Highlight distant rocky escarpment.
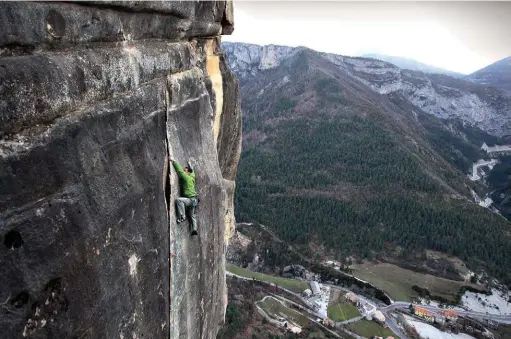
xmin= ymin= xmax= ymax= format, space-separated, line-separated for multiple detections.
xmin=0 ymin=2 xmax=241 ymax=339
xmin=224 ymin=42 xmax=510 ymax=137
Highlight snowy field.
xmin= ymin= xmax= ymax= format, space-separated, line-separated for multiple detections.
xmin=306 ymin=283 xmax=330 ymax=318
xmin=315 ymin=284 xmax=330 ymax=318
xmin=404 ymin=315 xmax=476 ymax=339
xmin=460 ymin=288 xmax=511 ymax=315
xmin=419 ymin=298 xmax=441 ymax=308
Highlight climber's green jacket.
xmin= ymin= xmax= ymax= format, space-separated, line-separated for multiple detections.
xmin=173 ymin=161 xmax=196 ymax=198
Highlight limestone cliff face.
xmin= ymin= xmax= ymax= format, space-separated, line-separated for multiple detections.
xmin=0 ymin=2 xmax=241 ymax=339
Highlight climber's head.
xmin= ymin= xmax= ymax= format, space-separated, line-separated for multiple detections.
xmin=184 ymin=166 xmax=191 ymax=174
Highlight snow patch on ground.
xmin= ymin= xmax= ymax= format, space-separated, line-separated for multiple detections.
xmin=277 ymin=76 xmax=290 ymax=86
xmin=316 ymin=284 xmax=330 ymax=318
xmin=303 ymin=283 xmax=330 ymax=318
xmin=469 ymin=159 xmax=498 ymax=181
xmin=419 ymin=298 xmax=441 ymax=308
xmin=479 ymin=197 xmax=493 ymax=208
xmin=404 ymin=315 xmax=476 ymax=339
xmin=482 ymin=143 xmax=511 ymax=154
xmin=460 ymin=288 xmax=511 ymax=315
xmin=470 ymin=189 xmax=494 ymax=209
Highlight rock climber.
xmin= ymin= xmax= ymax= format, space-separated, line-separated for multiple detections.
xmin=169 ymin=156 xmax=198 ymax=236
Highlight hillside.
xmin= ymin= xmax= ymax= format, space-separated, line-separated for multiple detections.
xmin=225 ymin=42 xmax=511 ymax=285
xmin=466 ymin=56 xmax=511 ymax=93
xmin=362 ymin=53 xmax=464 ymax=78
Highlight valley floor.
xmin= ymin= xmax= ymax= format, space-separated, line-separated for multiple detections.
xmin=350 ymin=262 xmax=483 ymax=303
xmin=223 ymin=264 xmax=511 ymax=339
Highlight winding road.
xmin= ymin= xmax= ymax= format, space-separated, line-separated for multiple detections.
xmin=469 ymin=159 xmax=498 ymax=181
xmin=383 ymin=301 xmax=511 ymax=324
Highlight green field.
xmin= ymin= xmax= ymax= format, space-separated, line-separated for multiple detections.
xmin=347 ymin=320 xmax=395 ymax=338
xmin=327 ymin=303 xmax=360 ymax=322
xmin=226 ymin=264 xmax=309 ymax=293
xmin=258 ymin=297 xmax=310 ymax=327
xmin=351 ymin=262 xmax=482 ymax=303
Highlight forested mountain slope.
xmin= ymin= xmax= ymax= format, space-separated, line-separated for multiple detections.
xmin=225 ymin=43 xmax=511 ymax=285
xmin=466 ymin=56 xmax=511 ymax=94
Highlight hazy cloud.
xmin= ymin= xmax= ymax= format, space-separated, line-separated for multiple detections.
xmin=225 ymin=1 xmax=511 ymax=73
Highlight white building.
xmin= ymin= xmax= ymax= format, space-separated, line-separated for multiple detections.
xmin=302 ymin=289 xmax=312 ymax=297
xmin=310 ymin=281 xmax=321 ymax=295
xmin=345 ymin=292 xmax=358 ymax=304
xmin=286 ymin=323 xmax=302 ymax=334
xmin=373 ymin=310 xmax=385 ymax=323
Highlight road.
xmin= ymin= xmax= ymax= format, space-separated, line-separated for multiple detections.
xmin=383 ymin=301 xmax=511 ymax=324
xmin=382 ymin=310 xmax=408 ymax=339
xmin=470 ymin=159 xmax=498 ymax=180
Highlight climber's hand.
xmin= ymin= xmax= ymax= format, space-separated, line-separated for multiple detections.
xmin=187 ymin=157 xmax=196 ymax=170
xmin=169 ymin=156 xmax=174 ymax=163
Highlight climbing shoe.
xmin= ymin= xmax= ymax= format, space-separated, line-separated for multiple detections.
xmin=191 ymin=230 xmax=198 ymax=236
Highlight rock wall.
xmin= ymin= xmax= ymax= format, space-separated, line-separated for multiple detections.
xmin=0 ymin=2 xmax=241 ymax=339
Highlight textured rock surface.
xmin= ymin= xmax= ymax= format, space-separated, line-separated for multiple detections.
xmin=222 ymin=42 xmax=297 ymax=79
xmin=0 ymin=2 xmax=240 ymax=339
xmin=224 ymin=42 xmax=511 ymax=137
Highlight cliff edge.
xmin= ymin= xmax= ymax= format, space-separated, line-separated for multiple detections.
xmin=0 ymin=2 xmax=241 ymax=338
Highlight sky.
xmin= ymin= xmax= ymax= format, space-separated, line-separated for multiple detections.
xmin=223 ymin=1 xmax=511 ymax=75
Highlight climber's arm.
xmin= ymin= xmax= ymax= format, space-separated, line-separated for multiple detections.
xmin=170 ymin=157 xmax=186 ymax=178
xmin=187 ymin=158 xmax=195 ymax=174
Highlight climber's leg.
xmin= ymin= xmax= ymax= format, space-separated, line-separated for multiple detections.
xmin=175 ymin=197 xmax=191 ymax=223
xmin=189 ymin=198 xmax=198 ymax=235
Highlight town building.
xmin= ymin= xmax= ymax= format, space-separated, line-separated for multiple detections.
xmin=413 ymin=306 xmax=432 ymax=322
xmin=373 ymin=310 xmax=386 ymax=324
xmin=440 ymin=309 xmax=458 ymax=321
xmin=345 ymin=292 xmax=359 ymax=304
xmin=320 ymin=318 xmax=334 ymax=327
xmin=432 ymin=313 xmax=446 ymax=325
xmin=284 ymin=322 xmax=302 ymax=334
xmin=302 ymin=289 xmax=312 ymax=298
xmin=310 ymin=281 xmax=321 ymax=295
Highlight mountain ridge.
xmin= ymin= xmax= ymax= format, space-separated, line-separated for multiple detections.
xmin=361 ymin=53 xmax=464 ymax=78
xmin=224 ymin=41 xmax=511 ymax=138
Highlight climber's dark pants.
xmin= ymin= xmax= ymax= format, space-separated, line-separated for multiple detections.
xmin=175 ymin=197 xmax=198 ymax=231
